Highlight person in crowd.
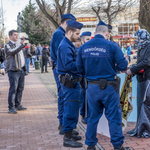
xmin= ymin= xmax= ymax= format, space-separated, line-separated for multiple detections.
xmin=76 ymin=20 xmax=130 ymax=150
xmin=79 ymin=31 xmax=92 ymax=124
xmin=48 ymin=45 xmax=52 ymax=67
xmin=50 ymin=13 xmax=76 ymax=135
xmin=4 ymin=30 xmax=27 ymax=114
xmin=127 ymin=43 xmax=132 ymax=64
xmin=23 ymin=43 xmax=31 ymax=73
xmin=107 ymin=24 xmax=113 ymax=41
xmin=0 ymin=47 xmax=4 ymax=64
xmin=30 ymin=44 xmax=37 ymax=68
xmin=36 ymin=44 xmax=42 ymax=60
xmin=126 ymin=29 xmax=150 ymax=138
xmin=41 ymin=44 xmax=50 ymax=73
xmin=122 ymin=45 xmax=126 ymax=55
xmin=57 ymin=20 xmax=83 ymax=148
xmin=75 ymin=37 xmax=82 ymax=52
xmin=0 ymin=48 xmax=6 ymax=72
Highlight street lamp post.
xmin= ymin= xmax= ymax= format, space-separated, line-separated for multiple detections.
xmin=1 ymin=0 xmax=5 ymax=46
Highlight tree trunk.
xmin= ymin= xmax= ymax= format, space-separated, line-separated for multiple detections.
xmin=35 ymin=0 xmax=59 ymax=29
xmin=139 ymin=0 xmax=150 ymax=33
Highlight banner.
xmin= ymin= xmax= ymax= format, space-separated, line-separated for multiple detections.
xmin=77 ymin=17 xmax=97 ymax=22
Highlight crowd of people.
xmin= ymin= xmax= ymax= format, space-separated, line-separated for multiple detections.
xmin=0 ymin=43 xmax=51 ymax=74
xmin=1 ymin=11 xmax=150 ymax=150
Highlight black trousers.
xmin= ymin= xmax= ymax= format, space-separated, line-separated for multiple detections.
xmin=8 ymin=69 xmax=25 ymax=109
xmin=42 ymin=58 xmax=48 ymax=72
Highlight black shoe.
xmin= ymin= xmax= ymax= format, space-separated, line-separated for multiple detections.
xmin=87 ymin=146 xmax=96 ymax=150
xmin=15 ymin=105 xmax=27 ymax=111
xmin=126 ymin=128 xmax=136 ymax=134
xmin=72 ymin=134 xmax=82 ymax=141
xmin=58 ymin=124 xmax=61 ymax=130
xmin=59 ymin=125 xmax=64 ymax=135
xmin=72 ymin=129 xmax=79 ymax=135
xmin=63 ymin=131 xmax=83 ymax=148
xmin=114 ymin=146 xmax=131 ymax=150
xmin=8 ymin=108 xmax=17 ymax=114
xmin=82 ymin=116 xmax=87 ymax=124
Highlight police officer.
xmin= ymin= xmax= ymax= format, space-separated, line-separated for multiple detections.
xmin=107 ymin=24 xmax=113 ymax=41
xmin=57 ymin=20 xmax=83 ymax=148
xmin=50 ymin=13 xmax=76 ymax=134
xmin=76 ymin=20 xmax=131 ymax=150
xmin=79 ymin=31 xmax=92 ymax=124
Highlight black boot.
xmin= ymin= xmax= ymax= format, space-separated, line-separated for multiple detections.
xmin=63 ymin=131 xmax=83 ymax=148
xmin=87 ymin=146 xmax=96 ymax=150
xmin=72 ymin=134 xmax=82 ymax=141
xmin=59 ymin=125 xmax=64 ymax=135
xmin=72 ymin=129 xmax=79 ymax=135
xmin=58 ymin=124 xmax=61 ymax=130
xmin=114 ymin=146 xmax=131 ymax=150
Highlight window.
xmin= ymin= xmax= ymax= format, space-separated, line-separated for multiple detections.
xmin=118 ymin=23 xmax=139 ymax=35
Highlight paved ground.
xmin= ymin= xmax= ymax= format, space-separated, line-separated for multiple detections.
xmin=0 ymin=72 xmax=86 ymax=150
xmin=1 ymin=57 xmax=150 ymax=150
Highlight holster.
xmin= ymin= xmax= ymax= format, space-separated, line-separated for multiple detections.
xmin=59 ymin=74 xmax=75 ymax=88
xmin=51 ymin=61 xmax=55 ymax=70
xmin=108 ymin=76 xmax=121 ymax=93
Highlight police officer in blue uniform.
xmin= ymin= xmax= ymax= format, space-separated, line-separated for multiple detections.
xmin=57 ymin=20 xmax=83 ymax=148
xmin=50 ymin=13 xmax=76 ymax=134
xmin=79 ymin=31 xmax=92 ymax=124
xmin=76 ymin=21 xmax=131 ymax=150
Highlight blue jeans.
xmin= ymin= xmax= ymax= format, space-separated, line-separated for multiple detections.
xmin=25 ymin=58 xmax=30 ymax=73
xmin=1 ymin=60 xmax=6 ymax=71
xmin=128 ymin=55 xmax=131 ymax=62
xmin=61 ymin=83 xmax=80 ymax=133
xmin=53 ymin=68 xmax=64 ymax=125
xmin=85 ymin=84 xmax=124 ymax=148
xmin=32 ymin=56 xmax=37 ymax=67
xmin=8 ymin=69 xmax=25 ymax=109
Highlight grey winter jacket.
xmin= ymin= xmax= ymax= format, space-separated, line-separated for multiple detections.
xmin=4 ymin=41 xmax=27 ymax=72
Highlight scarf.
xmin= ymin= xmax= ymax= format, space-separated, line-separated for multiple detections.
xmin=135 ymin=29 xmax=150 ymax=49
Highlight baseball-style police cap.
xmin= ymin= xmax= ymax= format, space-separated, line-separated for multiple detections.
xmin=67 ymin=20 xmax=83 ymax=29
xmin=108 ymin=24 xmax=112 ymax=32
xmin=97 ymin=20 xmax=107 ymax=26
xmin=61 ymin=13 xmax=76 ymax=21
xmin=80 ymin=31 xmax=92 ymax=37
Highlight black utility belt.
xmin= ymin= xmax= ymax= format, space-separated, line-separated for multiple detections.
xmin=59 ymin=74 xmax=82 ymax=88
xmin=88 ymin=77 xmax=121 ymax=93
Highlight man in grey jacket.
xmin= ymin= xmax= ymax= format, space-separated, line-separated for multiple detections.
xmin=5 ymin=30 xmax=27 ymax=114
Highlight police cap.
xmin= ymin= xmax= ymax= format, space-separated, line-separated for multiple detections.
xmin=97 ymin=20 xmax=107 ymax=27
xmin=67 ymin=20 xmax=83 ymax=29
xmin=61 ymin=13 xmax=76 ymax=21
xmin=80 ymin=31 xmax=92 ymax=37
xmin=108 ymin=24 xmax=112 ymax=32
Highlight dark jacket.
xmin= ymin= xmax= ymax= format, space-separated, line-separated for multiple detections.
xmin=4 ymin=41 xmax=27 ymax=72
xmin=23 ymin=46 xmax=32 ymax=58
xmin=130 ymin=43 xmax=150 ymax=82
xmin=42 ymin=47 xmax=50 ymax=59
xmin=0 ymin=48 xmax=4 ymax=63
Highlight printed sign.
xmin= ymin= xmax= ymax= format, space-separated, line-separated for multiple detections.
xmin=77 ymin=17 xmax=97 ymax=22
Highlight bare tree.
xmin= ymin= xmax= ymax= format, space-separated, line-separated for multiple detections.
xmin=35 ymin=0 xmax=74 ymax=29
xmin=139 ymin=0 xmax=150 ymax=33
xmin=91 ymin=0 xmax=138 ymax=25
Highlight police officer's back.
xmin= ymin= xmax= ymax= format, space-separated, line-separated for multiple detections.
xmin=77 ymin=22 xmax=130 ymax=150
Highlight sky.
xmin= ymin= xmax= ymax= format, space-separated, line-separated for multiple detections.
xmin=1 ymin=0 xmax=36 ymax=37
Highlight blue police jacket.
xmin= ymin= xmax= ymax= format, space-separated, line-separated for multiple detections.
xmin=57 ymin=37 xmax=81 ymax=78
xmin=76 ymin=34 xmax=128 ymax=81
xmin=50 ymin=26 xmax=65 ymax=64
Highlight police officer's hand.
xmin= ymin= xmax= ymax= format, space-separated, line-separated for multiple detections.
xmin=126 ymin=69 xmax=132 ymax=75
xmin=21 ymin=37 xmax=25 ymax=44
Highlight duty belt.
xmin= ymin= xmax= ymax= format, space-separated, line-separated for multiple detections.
xmin=87 ymin=76 xmax=121 ymax=93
